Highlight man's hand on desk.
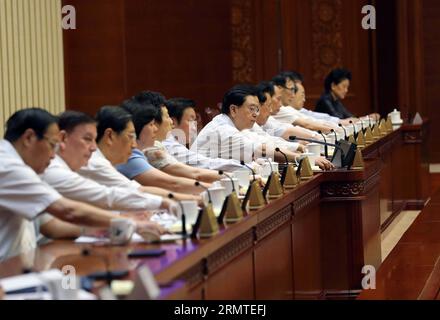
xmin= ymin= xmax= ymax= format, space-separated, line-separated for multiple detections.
xmin=136 ymin=220 xmax=168 ymax=243
xmin=121 ymin=211 xmax=154 ymax=221
xmin=315 ymin=157 xmax=335 ymax=171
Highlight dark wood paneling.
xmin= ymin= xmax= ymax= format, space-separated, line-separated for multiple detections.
xmin=124 ymin=0 xmax=233 ymax=115
xmin=281 ymin=0 xmax=374 ymax=117
xmin=205 ymin=252 xmax=254 ymax=300
xmin=62 ymin=0 xmax=126 ymax=115
xmin=254 ymin=224 xmax=293 ymax=300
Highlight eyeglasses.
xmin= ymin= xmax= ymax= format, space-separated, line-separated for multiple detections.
xmin=43 ymin=136 xmax=60 ymax=153
xmin=247 ymin=105 xmax=260 ymax=115
xmin=282 ymin=85 xmax=298 ymax=94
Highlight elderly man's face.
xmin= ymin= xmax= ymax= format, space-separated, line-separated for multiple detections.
xmin=25 ymin=123 xmax=60 ymax=174
xmin=271 ymin=86 xmax=283 ymax=115
xmin=292 ymin=83 xmax=306 ymax=110
xmin=59 ymin=123 xmax=97 ymax=171
xmin=229 ymin=95 xmax=260 ymax=131
xmin=280 ymin=79 xmax=296 ymax=106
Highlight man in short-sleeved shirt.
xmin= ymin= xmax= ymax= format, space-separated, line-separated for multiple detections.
xmin=0 ymin=139 xmax=61 ymax=260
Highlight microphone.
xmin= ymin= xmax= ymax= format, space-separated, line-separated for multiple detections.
xmin=368 ymin=115 xmax=372 ymax=128
xmin=289 ymin=136 xmax=356 ymax=169
xmin=331 ymin=129 xmax=338 ymax=143
xmin=240 ymin=160 xmax=256 ymax=182
xmin=349 ymin=120 xmax=357 ymax=139
xmin=338 ymin=124 xmax=348 ymax=140
xmin=219 ymin=170 xmax=236 ymax=192
xmin=317 ymin=130 xmax=329 ymax=159
xmin=275 ymin=148 xmax=289 ymax=165
xmin=168 ymin=194 xmax=187 ymax=237
xmin=195 ymin=181 xmax=212 ymax=203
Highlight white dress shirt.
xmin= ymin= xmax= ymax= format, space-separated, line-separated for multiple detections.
xmin=299 ymin=108 xmax=340 ymax=124
xmin=0 ymin=140 xmax=62 ymax=261
xmin=162 ymin=135 xmax=243 ymax=172
xmin=262 ymin=116 xmax=293 ymax=137
xmin=190 ymin=114 xmax=261 ymax=163
xmin=41 ymin=155 xmax=162 ymax=211
xmin=249 ymin=123 xmax=300 ymax=152
xmin=79 ymin=148 xmax=141 ymax=189
xmin=273 ymin=106 xmax=339 ymax=129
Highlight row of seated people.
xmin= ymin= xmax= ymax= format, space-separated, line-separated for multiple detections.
xmin=0 ymin=69 xmax=377 ymax=264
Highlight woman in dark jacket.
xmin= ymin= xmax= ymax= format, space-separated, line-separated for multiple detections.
xmin=315 ymin=68 xmax=355 ymax=119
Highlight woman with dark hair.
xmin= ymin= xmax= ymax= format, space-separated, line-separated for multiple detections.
xmin=315 ymin=68 xmax=355 ymax=119
xmin=315 ymin=68 xmax=379 ymax=120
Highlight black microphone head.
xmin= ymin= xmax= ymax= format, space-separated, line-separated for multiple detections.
xmin=349 ymin=120 xmax=353 ymax=124
xmin=331 ymin=129 xmax=335 ymax=133
xmin=289 ymin=136 xmax=297 ymax=141
xmin=22 ymin=268 xmax=33 ymax=274
xmin=195 ymin=181 xmax=201 ymax=187
xmin=275 ymin=147 xmax=281 ymax=152
xmin=240 ymin=160 xmax=245 ymax=166
xmin=168 ymin=193 xmax=174 ymax=199
xmin=338 ymin=124 xmax=343 ymax=127
xmin=82 ymin=248 xmax=91 ymax=256
xmin=218 ymin=170 xmax=224 ymax=176
xmin=317 ymin=130 xmax=322 ymax=135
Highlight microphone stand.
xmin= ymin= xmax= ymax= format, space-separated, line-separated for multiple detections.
xmin=194 ymin=182 xmax=219 ymax=238
xmin=218 ymin=171 xmax=243 ymax=223
xmin=240 ymin=161 xmax=265 ymax=211
xmin=317 ymin=130 xmax=329 ymax=159
xmin=263 ymin=159 xmax=283 ymax=200
xmin=275 ymin=148 xmax=298 ymax=189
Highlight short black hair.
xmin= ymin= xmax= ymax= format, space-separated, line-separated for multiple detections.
xmin=221 ymin=84 xmax=258 ymax=115
xmin=4 ymin=108 xmax=58 ymax=142
xmin=165 ymin=98 xmax=196 ymax=124
xmin=279 ymin=71 xmax=304 ymax=83
xmin=58 ymin=111 xmax=96 ymax=133
xmin=271 ymin=74 xmax=288 ymax=87
xmin=95 ymin=106 xmax=133 ymax=142
xmin=324 ymin=68 xmax=352 ymax=93
xmin=121 ymin=101 xmax=160 ymax=138
xmin=132 ymin=91 xmax=166 ymax=109
xmin=272 ymin=74 xmax=298 ymax=93
xmin=256 ymin=81 xmax=275 ymax=98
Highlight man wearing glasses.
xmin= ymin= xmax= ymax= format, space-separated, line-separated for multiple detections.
xmin=271 ymin=74 xmax=337 ymax=134
xmin=192 ymin=84 xmax=324 ymax=166
xmin=0 ymin=108 xmax=164 ymax=261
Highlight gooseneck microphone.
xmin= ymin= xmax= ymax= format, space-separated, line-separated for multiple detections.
xmin=219 ymin=170 xmax=236 ymax=192
xmin=240 ymin=161 xmax=256 ymax=182
xmin=195 ymin=181 xmax=212 ymax=203
xmin=331 ymin=129 xmax=338 ymax=143
xmin=338 ymin=124 xmax=348 ymax=140
xmin=368 ymin=115 xmax=372 ymax=128
xmin=275 ymin=148 xmax=289 ymax=165
xmin=317 ymin=130 xmax=329 ymax=159
xmin=168 ymin=194 xmax=186 ymax=237
xmin=349 ymin=120 xmax=357 ymax=139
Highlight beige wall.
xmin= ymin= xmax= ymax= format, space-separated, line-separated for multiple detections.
xmin=0 ymin=0 xmax=65 ymax=136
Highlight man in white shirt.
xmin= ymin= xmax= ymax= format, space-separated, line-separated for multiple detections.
xmin=78 ymin=106 xmax=201 ymax=203
xmin=164 ymin=98 xmax=243 ymax=172
xmin=41 ymin=111 xmax=175 ymax=212
xmin=191 ymin=84 xmax=333 ymax=170
xmin=258 ymin=81 xmax=323 ymax=142
xmin=271 ymin=74 xmax=336 ymax=134
xmin=0 ymin=108 xmax=163 ymax=261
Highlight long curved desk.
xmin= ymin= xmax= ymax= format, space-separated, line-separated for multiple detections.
xmin=0 ymin=121 xmax=430 ymax=300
